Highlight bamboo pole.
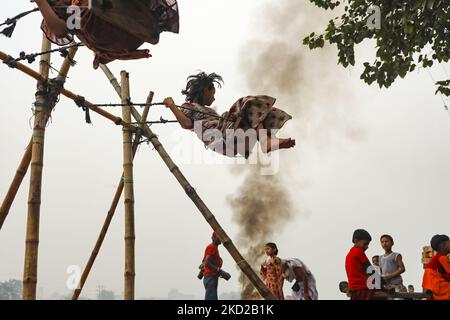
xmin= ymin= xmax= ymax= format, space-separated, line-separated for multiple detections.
xmin=71 ymin=92 xmax=153 ymax=301
xmin=99 ymin=66 xmax=277 ymax=300
xmin=0 ymin=47 xmax=78 ymax=231
xmin=0 ymin=143 xmax=31 ymax=230
xmin=121 ymin=71 xmax=136 ymax=300
xmin=22 ymin=35 xmax=52 ymax=300
xmin=100 ymin=64 xmax=121 ymax=95
xmin=127 ymin=114 xmax=277 ymax=300
xmin=0 ymin=52 xmax=276 ymax=300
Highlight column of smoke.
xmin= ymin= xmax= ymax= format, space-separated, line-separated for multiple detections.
xmin=228 ymin=165 xmax=294 ymax=299
xmin=228 ymin=0 xmax=363 ymax=299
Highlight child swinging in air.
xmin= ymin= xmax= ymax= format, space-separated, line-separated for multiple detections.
xmin=35 ymin=0 xmax=179 ymax=68
xmin=163 ymin=72 xmax=296 ymax=157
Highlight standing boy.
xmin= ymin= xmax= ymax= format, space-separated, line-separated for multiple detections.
xmin=345 ymin=229 xmax=384 ymax=300
xmin=379 ymin=234 xmax=406 ymax=292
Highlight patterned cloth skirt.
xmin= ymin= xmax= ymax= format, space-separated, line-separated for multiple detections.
xmin=218 ymin=95 xmax=292 ymax=132
xmin=208 ymin=95 xmax=292 ymax=156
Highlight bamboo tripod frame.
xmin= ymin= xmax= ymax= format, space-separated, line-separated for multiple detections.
xmin=0 ymin=43 xmax=79 ymax=233
xmin=0 ymin=41 xmax=276 ymax=300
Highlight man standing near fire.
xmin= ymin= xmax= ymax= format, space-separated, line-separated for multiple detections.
xmin=200 ymin=232 xmax=231 ymax=300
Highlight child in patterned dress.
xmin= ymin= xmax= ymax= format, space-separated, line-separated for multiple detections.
xmin=260 ymin=243 xmax=284 ymax=300
xmin=163 ymin=72 xmax=295 ymax=157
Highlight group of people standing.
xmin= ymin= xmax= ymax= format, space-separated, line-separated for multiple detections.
xmin=199 ymin=233 xmax=318 ymax=300
xmin=345 ymin=229 xmax=450 ymax=300
xmin=199 ymin=230 xmax=449 ymax=301
xmin=260 ymin=242 xmax=318 ymax=300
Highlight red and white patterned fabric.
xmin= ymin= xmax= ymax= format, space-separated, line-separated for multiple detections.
xmin=181 ymin=96 xmax=292 ymax=155
xmin=261 ymin=256 xmax=285 ymax=300
xmin=41 ymin=0 xmax=179 ymax=68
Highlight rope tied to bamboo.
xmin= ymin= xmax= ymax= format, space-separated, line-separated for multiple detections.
xmin=121 ymin=177 xmax=133 ymax=184
xmin=0 ymin=7 xmax=40 ymax=38
xmin=185 ymin=186 xmax=196 ymax=197
xmin=136 ymin=138 xmax=150 ymax=146
xmin=15 ymin=43 xmax=83 ymax=65
xmin=74 ymin=96 xmax=92 ymax=124
xmin=46 ymin=78 xmax=66 ymax=114
xmin=3 ymin=55 xmax=17 ymax=69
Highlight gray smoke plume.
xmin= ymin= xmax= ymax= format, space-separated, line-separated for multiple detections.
xmin=228 ymin=164 xmax=294 ymax=299
xmin=229 ymin=0 xmax=364 ymax=298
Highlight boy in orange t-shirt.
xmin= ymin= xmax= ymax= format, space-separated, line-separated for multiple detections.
xmin=422 ymin=234 xmax=450 ymax=300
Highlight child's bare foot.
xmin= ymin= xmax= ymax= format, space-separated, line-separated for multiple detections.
xmin=260 ymin=137 xmax=296 ymax=153
xmin=279 ymin=138 xmax=296 ymax=150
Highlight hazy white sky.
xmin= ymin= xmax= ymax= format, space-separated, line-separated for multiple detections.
xmin=1 ymin=1 xmax=449 ymax=300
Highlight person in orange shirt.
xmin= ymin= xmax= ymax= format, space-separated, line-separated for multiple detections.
xmin=201 ymin=232 xmax=231 ymax=300
xmin=422 ymin=234 xmax=450 ymax=300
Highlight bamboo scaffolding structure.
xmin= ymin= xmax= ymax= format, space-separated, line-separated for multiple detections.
xmin=0 ymin=52 xmax=276 ymax=300
xmin=121 ymin=71 xmax=136 ymax=300
xmin=0 ymin=46 xmax=78 ymax=231
xmin=71 ymin=92 xmax=152 ymax=300
xmin=22 ymin=35 xmax=52 ymax=300
xmin=99 ymin=66 xmax=277 ymax=300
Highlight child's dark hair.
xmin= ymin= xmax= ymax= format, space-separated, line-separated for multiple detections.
xmin=352 ymin=229 xmax=372 ymax=243
xmin=181 ymin=72 xmax=223 ymax=104
xmin=265 ymin=242 xmax=278 ymax=255
xmin=430 ymin=234 xmax=449 ymax=252
xmin=372 ymin=255 xmax=379 ymax=260
xmin=380 ymin=234 xmax=394 ymax=243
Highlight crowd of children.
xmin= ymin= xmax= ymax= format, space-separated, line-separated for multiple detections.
xmin=345 ymin=230 xmax=450 ymax=300
xmin=200 ymin=230 xmax=449 ymax=301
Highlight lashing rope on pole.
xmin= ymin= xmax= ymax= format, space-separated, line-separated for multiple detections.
xmin=2 ymin=43 xmax=84 ymax=76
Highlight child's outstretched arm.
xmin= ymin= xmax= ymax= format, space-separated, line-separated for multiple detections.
xmin=163 ymin=97 xmax=193 ymax=129
xmin=35 ymin=0 xmax=69 ymax=38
